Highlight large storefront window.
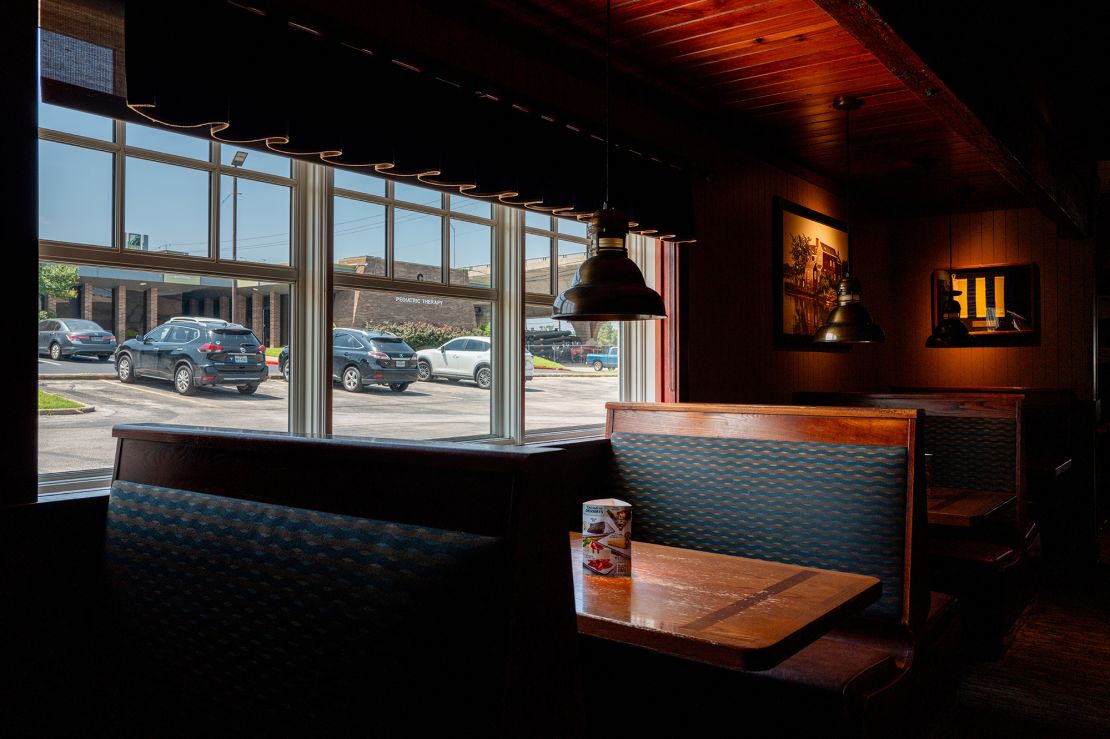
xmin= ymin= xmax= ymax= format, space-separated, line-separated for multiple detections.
xmin=38 ymin=260 xmax=290 ymax=475
xmin=524 ymin=306 xmax=618 ymax=434
xmin=37 ymin=101 xmax=658 ymax=487
xmin=330 ymin=288 xmax=493 ymax=440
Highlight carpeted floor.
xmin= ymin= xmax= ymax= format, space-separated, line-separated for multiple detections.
xmin=934 ymin=566 xmax=1110 ymax=738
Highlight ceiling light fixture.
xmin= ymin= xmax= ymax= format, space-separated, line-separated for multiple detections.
xmin=813 ymin=96 xmax=885 ymax=344
xmin=551 ymin=0 xmax=665 ymax=321
xmin=926 ymin=187 xmax=973 ymax=347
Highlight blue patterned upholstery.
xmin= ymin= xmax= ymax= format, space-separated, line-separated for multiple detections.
xmin=609 ymin=432 xmax=908 ymax=620
xmin=104 ymin=480 xmax=503 ymax=731
xmin=924 ymin=416 xmax=1015 ymax=492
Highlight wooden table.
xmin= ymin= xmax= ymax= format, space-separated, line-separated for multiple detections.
xmin=570 ymin=534 xmax=881 ymax=671
xmin=927 ymin=487 xmax=1016 ymax=527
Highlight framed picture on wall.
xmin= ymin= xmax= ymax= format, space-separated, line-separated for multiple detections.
xmin=773 ymin=197 xmax=849 ymax=346
xmin=930 ymin=263 xmax=1039 ymax=346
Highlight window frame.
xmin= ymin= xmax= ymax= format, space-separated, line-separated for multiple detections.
xmin=37 ymin=113 xmax=658 ymax=495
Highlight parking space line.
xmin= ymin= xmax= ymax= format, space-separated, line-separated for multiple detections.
xmin=93 ymin=379 xmax=226 ymax=406
xmin=40 ymin=359 xmax=63 ymax=366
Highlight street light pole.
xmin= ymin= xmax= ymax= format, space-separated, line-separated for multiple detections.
xmin=230 ymin=150 xmax=248 ymax=324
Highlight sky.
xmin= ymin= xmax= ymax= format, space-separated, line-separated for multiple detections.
xmin=37 ymin=99 xmax=587 ymax=282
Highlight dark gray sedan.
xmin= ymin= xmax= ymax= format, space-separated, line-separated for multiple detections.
xmin=38 ymin=318 xmax=117 ymax=361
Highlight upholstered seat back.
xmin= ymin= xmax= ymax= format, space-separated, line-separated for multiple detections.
xmin=609 ymin=432 xmax=908 ymax=620
xmin=104 ymin=480 xmax=503 ymax=734
xmin=924 ymin=416 xmax=1016 ymax=492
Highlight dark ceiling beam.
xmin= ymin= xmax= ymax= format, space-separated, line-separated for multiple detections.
xmin=813 ymin=0 xmax=1092 ymax=237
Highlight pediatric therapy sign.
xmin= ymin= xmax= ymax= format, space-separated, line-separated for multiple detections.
xmin=394 ymin=296 xmax=444 ymax=306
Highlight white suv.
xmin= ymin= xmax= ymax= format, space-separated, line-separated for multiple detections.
xmin=416 ymin=336 xmax=534 ymax=389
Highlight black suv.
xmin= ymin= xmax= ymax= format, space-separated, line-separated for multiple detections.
xmin=277 ymin=328 xmax=419 ymax=392
xmin=115 ymin=317 xmax=268 ymax=395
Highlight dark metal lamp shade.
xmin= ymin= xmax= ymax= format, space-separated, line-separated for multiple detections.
xmin=813 ymin=275 xmax=885 ymax=343
xmin=925 ymin=289 xmax=972 ymax=347
xmin=552 ymin=206 xmax=666 ymax=321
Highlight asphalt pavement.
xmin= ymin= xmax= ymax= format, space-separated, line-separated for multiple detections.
xmin=37 ymin=355 xmax=283 ymax=378
xmin=37 ymin=373 xmax=618 ymax=474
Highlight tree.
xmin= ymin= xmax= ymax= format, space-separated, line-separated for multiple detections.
xmin=39 ymin=263 xmax=80 ymax=300
xmin=38 ymin=263 xmax=80 ymax=319
xmin=787 ymin=233 xmax=815 ymax=283
xmin=596 ymin=321 xmax=618 ymax=348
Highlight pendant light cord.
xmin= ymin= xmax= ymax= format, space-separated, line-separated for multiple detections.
xmin=605 ymin=0 xmax=611 ymax=206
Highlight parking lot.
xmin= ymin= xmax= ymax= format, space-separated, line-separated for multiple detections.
xmin=38 ymin=373 xmax=618 ymax=473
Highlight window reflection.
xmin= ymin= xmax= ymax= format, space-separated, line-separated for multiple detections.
xmin=394 ymin=208 xmax=443 ymax=282
xmin=334 ymin=197 xmax=386 ymax=275
xmin=39 ymin=140 xmax=113 ymax=247
xmin=219 ymin=176 xmax=291 ymax=265
xmin=125 ymin=158 xmax=210 ymax=258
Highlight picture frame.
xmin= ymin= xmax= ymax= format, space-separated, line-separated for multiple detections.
xmin=773 ymin=197 xmax=849 ymax=346
xmin=930 ymin=262 xmax=1040 ymax=346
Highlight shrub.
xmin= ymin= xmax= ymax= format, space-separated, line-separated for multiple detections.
xmin=363 ymin=320 xmax=478 ymax=350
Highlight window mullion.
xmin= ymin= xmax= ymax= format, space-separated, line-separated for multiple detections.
xmin=113 ymin=119 xmax=125 ymax=251
xmin=492 ymin=203 xmax=523 ymax=442
xmin=620 ymin=234 xmax=658 ymax=403
xmin=289 ymin=160 xmax=332 ymax=435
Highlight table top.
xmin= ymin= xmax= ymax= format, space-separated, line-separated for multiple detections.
xmin=570 ymin=533 xmax=881 ymax=672
xmin=927 ymin=487 xmax=1016 ymax=527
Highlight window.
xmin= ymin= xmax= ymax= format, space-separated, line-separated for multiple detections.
xmin=125 ymin=157 xmax=210 ymax=258
xmin=220 ymin=146 xmax=291 ymax=178
xmin=219 ymin=175 xmax=292 ymax=265
xmin=37 ymin=260 xmax=292 ymax=477
xmin=394 ymin=208 xmax=442 ymax=281
xmin=38 ymin=104 xmax=658 ymax=488
xmin=334 ymin=168 xmax=386 ymax=196
xmin=125 ymin=123 xmax=210 ymax=160
xmin=330 ymin=287 xmax=494 ymax=440
xmin=334 ymin=197 xmax=386 ymax=274
xmin=38 ymin=140 xmax=113 ymax=246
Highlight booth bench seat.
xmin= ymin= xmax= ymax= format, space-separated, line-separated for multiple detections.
xmin=569 ymin=403 xmax=960 ymax=738
xmin=95 ymin=423 xmax=581 ymax=737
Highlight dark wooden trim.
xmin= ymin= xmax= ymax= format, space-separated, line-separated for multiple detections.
xmin=813 ymin=0 xmax=1092 ymax=236
xmin=111 ymin=423 xmax=565 ymax=537
xmin=607 ymin=402 xmax=920 ymax=447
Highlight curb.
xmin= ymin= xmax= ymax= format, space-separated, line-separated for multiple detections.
xmin=39 ymin=405 xmax=96 ymax=416
xmin=532 ymin=371 xmax=618 ymax=378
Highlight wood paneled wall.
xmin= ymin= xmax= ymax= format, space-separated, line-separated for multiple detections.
xmin=682 ymin=162 xmax=893 ymax=403
xmin=887 ymin=207 xmax=1095 ymax=400
xmin=682 ymin=164 xmax=1094 ymax=403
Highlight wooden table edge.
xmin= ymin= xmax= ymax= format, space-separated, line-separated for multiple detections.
xmin=570 ymin=533 xmax=883 ymax=671
xmin=927 ymin=488 xmax=1016 ymax=528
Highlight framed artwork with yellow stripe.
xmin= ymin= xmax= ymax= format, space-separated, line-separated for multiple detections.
xmin=931 ymin=263 xmax=1039 ymax=346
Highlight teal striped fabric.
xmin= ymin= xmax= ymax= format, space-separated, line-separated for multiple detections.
xmin=609 ymin=432 xmax=908 ymax=620
xmin=104 ymin=480 xmax=503 ymax=728
xmin=925 ymin=416 xmax=1015 ymax=492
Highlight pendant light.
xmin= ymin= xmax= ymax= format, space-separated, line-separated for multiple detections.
xmin=925 ymin=187 xmax=973 ymax=347
xmin=813 ymin=96 xmax=884 ymax=344
xmin=551 ymin=0 xmax=665 ymax=321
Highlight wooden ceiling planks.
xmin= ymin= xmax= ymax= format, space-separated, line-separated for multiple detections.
xmin=489 ymin=0 xmax=1087 ymax=224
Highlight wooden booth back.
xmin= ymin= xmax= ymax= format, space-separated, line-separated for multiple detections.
xmin=795 ymin=393 xmax=1025 ymax=526
xmin=603 ymin=403 xmax=927 ymax=633
xmin=107 ymin=423 xmax=579 ymax=736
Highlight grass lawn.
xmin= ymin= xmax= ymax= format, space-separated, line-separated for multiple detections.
xmin=532 ymin=356 xmax=565 ymax=370
xmin=266 ymin=347 xmax=283 ymax=357
xmin=38 ymin=389 xmax=83 ymax=410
